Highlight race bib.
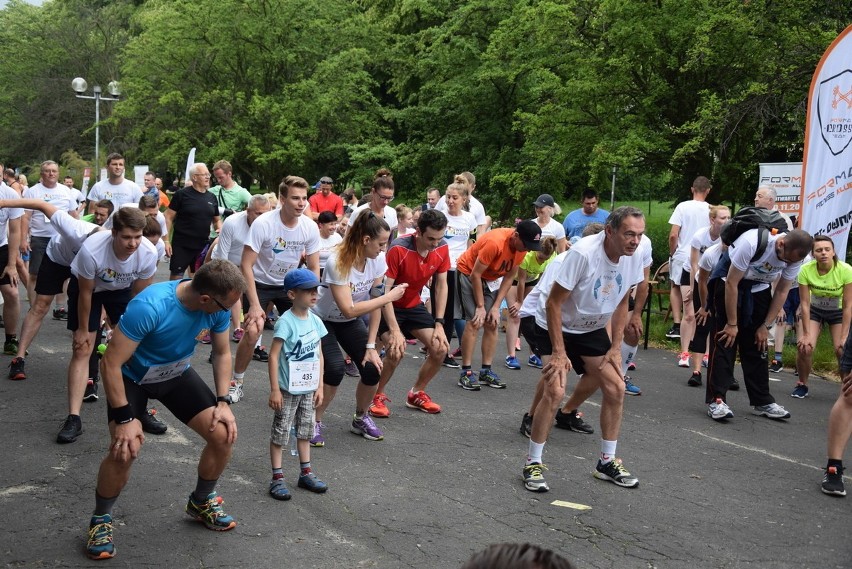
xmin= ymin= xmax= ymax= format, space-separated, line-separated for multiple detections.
xmin=486 ymin=277 xmax=503 ymax=292
xmin=140 ymin=357 xmax=191 ymax=384
xmin=289 ymin=360 xmax=320 ymax=392
xmin=568 ymin=312 xmax=611 ymax=333
xmin=812 ymin=295 xmax=840 ymax=310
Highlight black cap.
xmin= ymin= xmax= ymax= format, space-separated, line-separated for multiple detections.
xmin=515 ymin=220 xmax=542 ymax=251
xmin=532 ymin=194 xmax=555 ymax=208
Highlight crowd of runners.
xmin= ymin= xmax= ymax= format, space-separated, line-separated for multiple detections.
xmin=0 ymin=158 xmax=848 ymax=561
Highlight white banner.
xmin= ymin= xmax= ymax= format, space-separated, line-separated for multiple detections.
xmin=759 ymin=162 xmax=802 ymax=227
xmin=801 ymin=25 xmax=852 ymax=261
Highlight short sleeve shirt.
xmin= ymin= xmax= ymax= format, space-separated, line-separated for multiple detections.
xmin=685 ymin=227 xmax=719 ymax=274
xmin=562 ymin=208 xmax=610 ymax=239
xmin=87 ymin=179 xmax=143 ymax=210
xmin=729 ymin=230 xmax=801 ymax=292
xmin=211 ymin=211 xmax=251 ymax=266
xmin=797 ymin=259 xmax=852 ymax=310
xmin=534 ymin=217 xmax=566 ymax=241
xmin=0 ymin=185 xmax=23 ymax=247
xmin=456 ymin=228 xmax=526 ymax=282
xmin=385 ymin=235 xmax=450 ymax=308
xmin=273 ymin=310 xmax=328 ymax=395
xmin=70 ymin=230 xmax=158 ymax=293
xmin=350 ymin=203 xmax=398 ymax=232
xmin=246 ymin=211 xmax=320 ymax=285
xmin=23 ymin=183 xmax=77 ymax=238
xmin=168 ymin=188 xmax=220 ymax=249
xmin=443 ymin=211 xmax=477 ymax=268
xmin=435 ymin=195 xmax=487 ymax=226
xmin=312 ymin=251 xmax=387 ymax=322
xmin=208 ymin=184 xmax=252 ymax=212
xmin=519 ymin=250 xmax=556 ymax=283
xmin=318 ymin=232 xmax=343 ymax=270
xmin=45 ymin=211 xmax=100 ymax=266
xmin=519 ymin=251 xmax=569 ymax=318
xmin=308 ymin=192 xmax=344 ymax=218
xmin=669 ymin=200 xmax=710 ymax=262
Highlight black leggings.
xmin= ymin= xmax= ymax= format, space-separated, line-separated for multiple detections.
xmin=433 ymin=269 xmax=458 ymax=340
xmin=321 ymin=319 xmax=380 ymax=387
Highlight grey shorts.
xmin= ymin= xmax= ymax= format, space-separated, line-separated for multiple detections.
xmin=455 ymin=271 xmax=498 ymax=321
xmin=28 ymin=235 xmax=51 ymax=275
xmin=270 ymin=390 xmax=315 ymax=447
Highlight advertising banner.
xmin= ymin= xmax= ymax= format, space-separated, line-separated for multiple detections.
xmin=759 ymin=162 xmax=802 ymax=227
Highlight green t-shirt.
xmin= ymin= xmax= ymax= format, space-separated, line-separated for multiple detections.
xmin=797 ymin=259 xmax=852 ymax=310
xmin=519 ymin=250 xmax=556 ymax=282
xmin=82 ymin=213 xmax=95 ymax=223
xmin=208 ymin=184 xmax=252 ymax=237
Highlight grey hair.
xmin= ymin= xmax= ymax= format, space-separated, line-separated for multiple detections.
xmin=757 ymin=184 xmax=777 ymax=201
xmin=606 ymin=206 xmax=644 ymax=230
xmin=248 ymin=194 xmax=270 ymax=210
xmin=188 ymin=162 xmax=207 ymax=177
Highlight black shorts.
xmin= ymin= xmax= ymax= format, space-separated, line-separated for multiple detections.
xmin=810 ymin=305 xmax=843 ymax=326
xmin=247 ymin=283 xmax=293 ymax=316
xmin=563 ymin=327 xmax=611 ymax=376
xmin=379 ymin=303 xmax=435 ymax=339
xmin=67 ymin=277 xmax=131 ymax=332
xmin=34 ymin=254 xmax=71 ymax=296
xmin=169 ymin=243 xmax=205 ymax=276
xmin=0 ymin=245 xmax=12 ymax=286
xmin=679 ymin=269 xmax=693 ymax=287
xmin=455 ymin=271 xmax=498 ymax=321
xmin=109 ymin=367 xmax=216 ymax=426
xmin=520 ymin=317 xmax=552 ymax=357
xmin=28 ymin=235 xmax=51 ymax=275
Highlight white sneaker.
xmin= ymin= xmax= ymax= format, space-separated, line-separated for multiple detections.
xmin=677 ymin=352 xmax=690 ymax=367
xmin=708 ymin=398 xmax=734 ymax=420
xmin=228 ymin=381 xmax=244 ymax=404
xmin=752 ymin=402 xmax=790 ymax=420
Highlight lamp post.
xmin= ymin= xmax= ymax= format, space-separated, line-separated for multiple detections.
xmin=610 ymin=165 xmax=618 ymax=210
xmin=71 ymin=77 xmax=120 ymax=182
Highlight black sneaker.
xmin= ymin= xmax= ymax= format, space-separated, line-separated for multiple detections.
xmin=8 ymin=357 xmax=26 ymax=380
xmin=821 ymin=465 xmax=846 ymax=497
xmin=253 ymin=346 xmax=269 ymax=362
xmin=729 ymin=378 xmax=740 ymax=391
xmin=57 ymin=414 xmax=82 ymax=443
xmin=554 ymin=409 xmax=594 ymax=434
xmin=687 ymin=371 xmax=702 ymax=387
xmin=594 ymin=458 xmax=639 ymax=488
xmin=769 ymin=359 xmax=783 ymax=373
xmin=140 ymin=407 xmax=168 ymax=434
xmin=520 ymin=412 xmax=532 ymax=438
xmin=52 ymin=307 xmax=68 ymax=320
xmin=665 ymin=324 xmax=681 ymax=339
xmin=83 ymin=379 xmax=99 ymax=402
xmin=264 ymin=317 xmax=276 ymax=330
xmin=442 ymin=355 xmax=460 ymax=368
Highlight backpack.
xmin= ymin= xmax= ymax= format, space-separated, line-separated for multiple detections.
xmin=720 ymin=206 xmax=789 ymax=263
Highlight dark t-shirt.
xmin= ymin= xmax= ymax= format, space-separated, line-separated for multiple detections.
xmin=168 ymin=188 xmax=219 ymax=249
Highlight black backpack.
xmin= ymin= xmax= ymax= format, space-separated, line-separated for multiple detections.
xmin=720 ymin=206 xmax=789 ymax=263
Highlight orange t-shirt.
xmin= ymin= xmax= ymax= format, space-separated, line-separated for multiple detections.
xmin=456 ymin=228 xmax=526 ymax=281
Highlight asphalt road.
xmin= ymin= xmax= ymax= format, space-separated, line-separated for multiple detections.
xmin=1 ymin=270 xmax=850 ymax=568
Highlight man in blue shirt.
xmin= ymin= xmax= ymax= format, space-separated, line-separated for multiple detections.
xmin=84 ymin=259 xmax=246 ymax=560
xmin=562 ymin=190 xmax=610 ymax=239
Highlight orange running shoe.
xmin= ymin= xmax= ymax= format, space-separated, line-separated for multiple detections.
xmin=405 ymin=390 xmax=441 ymax=414
xmin=368 ymin=392 xmax=391 ymax=418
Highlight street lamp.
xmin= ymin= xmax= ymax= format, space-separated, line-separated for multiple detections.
xmin=71 ymin=77 xmax=120 ymax=182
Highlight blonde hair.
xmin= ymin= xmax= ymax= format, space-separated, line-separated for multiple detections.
xmin=709 ymin=205 xmax=730 ymax=219
xmin=446 ymin=174 xmax=470 ymax=202
xmin=262 ymin=192 xmax=278 ymax=208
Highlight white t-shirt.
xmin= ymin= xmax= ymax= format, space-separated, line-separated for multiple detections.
xmin=534 ymin=217 xmax=566 ymax=241
xmin=87 ymin=179 xmax=143 ymax=210
xmin=23 ymin=183 xmax=77 ymax=238
xmin=443 ymin=210 xmax=477 ymax=268
xmin=70 ymin=230 xmax=158 ymax=293
xmin=0 ymin=185 xmax=23 ymax=248
xmin=685 ymin=227 xmax=719 ymax=274
xmin=212 ymin=211 xmax=251 ymax=266
xmin=103 ymin=204 xmax=167 ymax=236
xmin=436 ymin=194 xmax=487 ymax=226
xmin=246 ymin=211 xmax=320 ymax=286
xmin=698 ymin=243 xmax=724 ymax=273
xmin=68 ymin=187 xmax=85 ymax=206
xmin=668 ymin=200 xmax=710 ymax=262
xmin=350 ymin=203 xmax=398 ymax=232
xmin=312 ymin=251 xmax=388 ymax=322
xmin=728 ymin=230 xmax=801 ymax=292
xmin=519 ymin=251 xmax=569 ymax=318
xmin=638 ymin=234 xmax=653 ymax=269
xmin=537 ymin=232 xmax=644 ymax=334
xmin=46 ymin=210 xmax=100 ymax=266
xmin=318 ymin=232 xmax=343 ymax=270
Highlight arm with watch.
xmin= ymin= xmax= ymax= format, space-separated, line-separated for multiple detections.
xmin=100 ymin=327 xmax=146 ymax=463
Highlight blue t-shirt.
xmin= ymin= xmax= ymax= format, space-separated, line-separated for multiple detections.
xmin=118 ymin=280 xmax=230 ymax=383
xmin=274 ymin=310 xmax=327 ymax=395
xmin=562 ymin=208 xmax=610 ymax=238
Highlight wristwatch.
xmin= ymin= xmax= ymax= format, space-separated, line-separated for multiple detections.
xmin=216 ymin=396 xmax=231 ymax=405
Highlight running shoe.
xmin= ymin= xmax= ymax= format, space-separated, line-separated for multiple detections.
xmin=442 ymin=355 xmax=460 ymax=368
xmin=687 ymin=371 xmax=702 ymax=387
xmin=479 ymin=368 xmax=506 ymax=389
xmin=594 ymin=458 xmax=639 ymax=488
xmin=520 ymin=412 xmax=532 ymax=438
xmin=406 ymin=390 xmax=441 ymax=413
xmin=253 ymin=346 xmax=269 ymax=362
xmin=140 ymin=407 xmax=168 ymax=434
xmin=298 ymin=471 xmax=328 ymax=493
xmin=269 ymin=478 xmax=291 ymax=501
xmin=505 ymin=356 xmax=521 ymax=370
xmin=523 ymin=462 xmax=549 ymax=492
xmin=3 ymin=337 xmax=18 ymax=356
xmin=83 ymin=378 xmax=99 ymax=402
xmin=702 ymin=354 xmax=709 ymax=368
xmin=729 ymin=378 xmax=740 ymax=391
xmin=185 ymin=492 xmax=237 ymax=531
xmin=623 ymin=375 xmax=641 ymax=395
xmin=8 ymin=356 xmax=25 ymax=380
xmin=351 ymin=414 xmax=384 ymax=441
xmin=228 ymin=381 xmax=243 ymax=404
xmin=201 ymin=332 xmax=212 ymax=345
xmin=451 ymin=347 xmax=462 ymax=359
xmin=752 ymin=402 xmax=791 ymax=420
xmin=310 ymin=421 xmax=325 ymax=447
xmin=86 ymin=514 xmax=115 ymax=560
xmin=769 ymin=359 xmax=783 ymax=373
xmin=665 ymin=324 xmax=681 ymax=339
xmin=343 ymin=358 xmax=360 ymax=377
xmin=231 ymin=328 xmax=244 ymax=343
xmin=554 ymin=409 xmax=594 ymax=434
xmin=790 ymin=383 xmax=809 ymax=399
xmin=52 ymin=307 xmax=68 ymax=320
xmin=264 ymin=317 xmax=276 ymax=330
xmin=627 ymin=360 xmax=636 ymax=371
xmin=677 ymin=351 xmax=690 ymax=367
xmin=56 ymin=414 xmax=82 ymax=443
xmin=368 ymin=392 xmax=391 ymax=418
xmin=708 ymin=398 xmax=734 ymax=420
xmin=458 ymin=369 xmax=481 ymax=391
xmin=419 ymin=345 xmax=428 ymax=354
xmin=821 ymin=465 xmax=846 ymax=497
xmin=405 ymin=338 xmax=417 ymax=345
xmin=528 ymin=354 xmax=543 ymax=369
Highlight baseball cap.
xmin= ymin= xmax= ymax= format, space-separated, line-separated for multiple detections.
xmin=515 ymin=220 xmax=542 ymax=251
xmin=532 ymin=194 xmax=555 ymax=208
xmin=319 ymin=176 xmax=334 ymax=184
xmin=283 ymin=268 xmax=324 ymax=291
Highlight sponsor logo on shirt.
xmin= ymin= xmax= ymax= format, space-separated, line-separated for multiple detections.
xmin=272 ymin=238 xmax=308 ymax=255
xmin=97 ymin=268 xmax=144 ymax=286
xmin=288 ymin=330 xmax=320 ymax=361
xmin=98 ymin=268 xmax=118 ymax=283
xmin=593 ymin=271 xmax=624 ymax=302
